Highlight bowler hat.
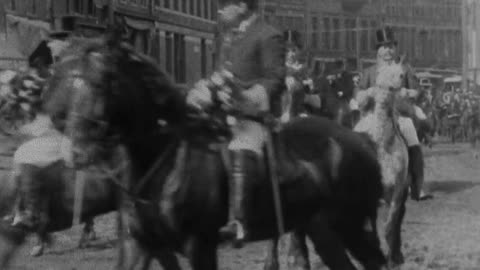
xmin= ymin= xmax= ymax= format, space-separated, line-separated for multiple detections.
xmin=376 ymin=26 xmax=397 ymax=49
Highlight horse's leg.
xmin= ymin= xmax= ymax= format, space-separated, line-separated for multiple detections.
xmin=0 ymin=224 xmax=27 ymax=268
xmin=304 ymin=213 xmax=356 ymax=270
xmin=263 ymin=237 xmax=279 ymax=270
xmin=153 ymin=248 xmax=181 ymax=270
xmin=30 ymin=232 xmax=49 ymax=257
xmin=287 ymin=230 xmax=311 ymax=270
xmin=78 ymin=218 xmax=96 ymax=248
xmin=187 ymin=235 xmax=218 ymax=270
xmin=119 ymin=236 xmax=152 ymax=270
xmin=384 ymin=186 xmax=408 ymax=267
xmin=340 ymin=215 xmax=386 ymax=270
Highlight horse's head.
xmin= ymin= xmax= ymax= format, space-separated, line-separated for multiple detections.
xmin=44 ymin=36 xmax=185 ymax=168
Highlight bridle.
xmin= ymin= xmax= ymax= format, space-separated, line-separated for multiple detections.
xmin=68 ymin=104 xmax=180 ymax=205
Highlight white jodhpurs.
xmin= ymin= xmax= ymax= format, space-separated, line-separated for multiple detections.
xmin=398 ymin=116 xmax=420 ymax=147
xmin=228 ymin=119 xmax=267 ymax=156
xmin=354 ymin=114 xmax=420 ymax=147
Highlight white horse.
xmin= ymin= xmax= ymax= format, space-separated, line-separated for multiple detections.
xmin=354 ymin=61 xmax=410 ymax=267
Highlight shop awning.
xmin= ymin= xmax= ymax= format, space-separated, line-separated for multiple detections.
xmin=6 ymin=14 xmax=51 ymax=58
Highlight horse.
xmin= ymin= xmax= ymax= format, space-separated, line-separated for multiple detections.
xmin=0 ymin=41 xmax=129 ymax=268
xmin=45 ymin=34 xmax=387 ymax=270
xmin=354 ymin=62 xmax=410 ymax=267
xmin=0 ymin=158 xmax=124 ymax=266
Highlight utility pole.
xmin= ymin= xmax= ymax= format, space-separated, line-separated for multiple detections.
xmin=462 ymin=0 xmax=469 ymax=91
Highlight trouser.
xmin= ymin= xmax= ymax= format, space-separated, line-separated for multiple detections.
xmin=221 ymin=119 xmax=266 ymax=242
xmin=14 ymin=164 xmax=46 ymax=228
xmin=355 ymin=115 xmax=425 ymax=199
xmin=408 ymin=145 xmax=425 ymax=200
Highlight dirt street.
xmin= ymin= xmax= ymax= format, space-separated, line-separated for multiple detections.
xmin=4 ymin=140 xmax=480 ymax=270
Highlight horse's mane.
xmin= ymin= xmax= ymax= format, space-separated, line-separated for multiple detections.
xmin=43 ymin=36 xmax=186 ymax=134
xmin=102 ymin=41 xmax=187 ymax=133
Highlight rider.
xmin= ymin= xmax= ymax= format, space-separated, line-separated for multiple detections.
xmin=358 ymin=26 xmax=432 ymax=201
xmin=10 ymin=31 xmax=73 ymax=228
xmin=185 ymin=0 xmax=285 ymax=245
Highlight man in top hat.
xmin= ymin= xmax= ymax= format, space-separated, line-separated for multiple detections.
xmin=181 ymin=0 xmax=285 ymax=245
xmin=357 ymin=26 xmax=432 ymax=201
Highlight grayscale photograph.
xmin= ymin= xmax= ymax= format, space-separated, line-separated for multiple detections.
xmin=0 ymin=0 xmax=477 ymax=269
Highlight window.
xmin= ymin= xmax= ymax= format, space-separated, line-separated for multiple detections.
xmin=197 ymin=0 xmax=202 ymax=17
xmin=211 ymin=0 xmax=217 ymax=20
xmin=311 ymin=17 xmax=318 ymax=50
xmin=10 ymin=0 xmax=15 ymax=10
xmin=204 ymin=0 xmax=210 ymax=19
xmin=360 ymin=20 xmax=368 ymax=52
xmin=139 ymin=0 xmax=147 ymax=7
xmin=67 ymin=0 xmax=71 ymax=13
xmin=201 ymin=39 xmax=207 ymax=78
xmin=182 ymin=0 xmax=188 ymax=13
xmin=87 ymin=0 xmax=96 ymax=16
xmin=323 ymin=17 xmax=331 ymax=50
xmin=154 ymin=0 xmax=161 ymax=8
xmin=31 ymin=0 xmax=37 ymax=14
xmin=174 ymin=33 xmax=186 ymax=83
xmin=345 ymin=19 xmax=354 ymax=52
xmin=370 ymin=20 xmax=377 ymax=51
xmin=189 ymin=0 xmax=195 ymax=14
xmin=164 ymin=0 xmax=170 ymax=8
xmin=173 ymin=0 xmax=179 ymax=10
xmin=163 ymin=31 xmax=186 ymax=83
xmin=165 ymin=32 xmax=173 ymax=75
xmin=74 ymin=0 xmax=83 ymax=14
xmin=332 ymin=18 xmax=340 ymax=50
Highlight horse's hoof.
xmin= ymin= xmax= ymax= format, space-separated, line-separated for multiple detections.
xmin=30 ymin=245 xmax=44 ymax=257
xmin=88 ymin=231 xmax=97 ymax=241
xmin=287 ymin=255 xmax=310 ymax=270
xmin=263 ymin=260 xmax=279 ymax=270
xmin=388 ymin=252 xmax=405 ymax=267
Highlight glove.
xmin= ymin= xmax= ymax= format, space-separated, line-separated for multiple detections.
xmin=186 ymin=79 xmax=213 ymax=110
xmin=241 ymin=84 xmax=269 ymax=114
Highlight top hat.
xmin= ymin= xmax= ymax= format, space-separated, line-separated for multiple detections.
xmin=376 ymin=26 xmax=397 ymax=49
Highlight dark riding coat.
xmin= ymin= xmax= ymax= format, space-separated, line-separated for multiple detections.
xmin=218 ymin=17 xmax=286 ymax=116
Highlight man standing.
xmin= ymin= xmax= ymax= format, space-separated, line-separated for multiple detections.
xmin=11 ymin=31 xmax=73 ymax=228
xmin=359 ymin=27 xmax=432 ymax=201
xmin=185 ymin=0 xmax=285 ymax=245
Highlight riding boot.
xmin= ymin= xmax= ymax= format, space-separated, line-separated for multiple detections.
xmin=219 ymin=150 xmax=255 ymax=247
xmin=12 ymin=167 xmax=43 ymax=229
xmin=408 ymin=145 xmax=432 ymax=201
xmin=3 ymin=167 xmax=22 ymax=223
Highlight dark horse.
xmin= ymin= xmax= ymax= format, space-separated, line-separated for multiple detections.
xmin=0 ymin=42 xmax=127 ymax=268
xmin=42 ymin=36 xmax=386 ymax=270
xmin=0 ymin=160 xmax=122 ymax=268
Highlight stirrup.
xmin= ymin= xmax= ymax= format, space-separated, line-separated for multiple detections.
xmin=220 ymin=220 xmax=246 ymax=247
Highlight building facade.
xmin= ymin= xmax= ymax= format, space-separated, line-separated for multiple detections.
xmin=381 ymin=0 xmax=462 ymax=73
xmin=114 ymin=0 xmax=217 ymax=86
xmin=262 ymin=0 xmax=307 ymax=48
xmin=2 ymin=0 xmax=218 ymax=86
xmin=306 ymin=0 xmax=462 ymax=75
xmin=306 ymin=0 xmax=381 ymax=75
xmin=465 ymin=0 xmax=480 ymax=85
